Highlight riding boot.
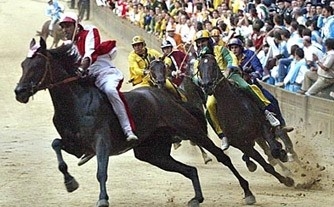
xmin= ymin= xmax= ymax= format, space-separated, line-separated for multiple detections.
xmin=219 ymin=133 xmax=229 ymax=151
xmin=264 ymin=110 xmax=281 ymax=127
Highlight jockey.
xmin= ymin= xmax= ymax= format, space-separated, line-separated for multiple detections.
xmin=128 ymin=36 xmax=186 ymax=101
xmin=59 ymin=12 xmax=138 ymax=164
xmin=128 ymin=35 xmax=161 ymax=87
xmin=194 ymin=30 xmax=281 ymax=150
xmin=194 ymin=29 xmax=237 ymax=150
xmin=46 ymin=0 xmax=63 ymax=36
xmin=227 ymin=38 xmax=294 ymax=132
xmin=160 ymin=40 xmax=188 ymax=87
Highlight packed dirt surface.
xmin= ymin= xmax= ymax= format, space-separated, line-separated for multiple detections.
xmin=1 ymin=1 xmax=333 ymax=207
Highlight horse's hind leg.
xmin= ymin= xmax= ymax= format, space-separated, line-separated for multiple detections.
xmin=197 ymin=145 xmax=213 ymax=164
xmin=51 ymin=138 xmax=79 ymax=192
xmin=133 ymin=136 xmax=203 ymax=207
xmin=194 ymin=137 xmax=256 ymax=205
xmin=245 ymin=147 xmax=295 ymax=187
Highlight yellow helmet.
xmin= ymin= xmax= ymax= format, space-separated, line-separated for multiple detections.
xmin=132 ymin=36 xmax=145 ymax=45
xmin=210 ymin=28 xmax=221 ymax=37
xmin=194 ymin=30 xmax=210 ymax=41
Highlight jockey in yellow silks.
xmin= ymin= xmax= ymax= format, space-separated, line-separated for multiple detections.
xmin=128 ymin=35 xmax=184 ymax=101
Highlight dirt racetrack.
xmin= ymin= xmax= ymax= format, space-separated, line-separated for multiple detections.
xmin=1 ymin=0 xmax=334 ymax=207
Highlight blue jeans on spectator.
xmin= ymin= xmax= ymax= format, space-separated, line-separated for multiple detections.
xmin=284 ymin=83 xmax=301 ymax=93
xmin=277 ymin=57 xmax=293 ymax=83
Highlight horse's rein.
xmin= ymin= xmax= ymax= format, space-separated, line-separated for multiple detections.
xmin=35 ymin=52 xmax=80 ymax=91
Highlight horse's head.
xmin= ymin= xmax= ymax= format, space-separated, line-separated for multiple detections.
xmin=196 ymin=53 xmax=223 ymax=95
xmin=15 ymin=37 xmax=80 ymax=103
xmin=148 ymin=58 xmax=168 ymax=89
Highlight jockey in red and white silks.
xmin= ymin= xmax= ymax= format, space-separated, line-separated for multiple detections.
xmin=59 ymin=12 xmax=138 ymax=142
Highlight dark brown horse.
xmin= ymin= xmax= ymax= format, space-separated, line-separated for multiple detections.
xmin=36 ymin=20 xmax=65 ymax=48
xmin=148 ymin=59 xmax=212 ymax=164
xmin=15 ymin=38 xmax=257 ymax=207
xmin=196 ymin=53 xmax=295 ymax=186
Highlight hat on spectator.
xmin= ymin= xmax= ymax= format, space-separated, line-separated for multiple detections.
xmin=284 ymin=0 xmax=292 ymax=3
xmin=166 ymin=25 xmax=175 ymax=32
xmin=59 ymin=12 xmax=78 ymax=25
xmin=194 ymin=30 xmax=210 ymax=41
xmin=131 ymin=36 xmax=145 ymax=45
xmin=161 ymin=40 xmax=173 ymax=49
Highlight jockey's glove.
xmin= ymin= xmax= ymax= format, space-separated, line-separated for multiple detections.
xmin=171 ymin=70 xmax=181 ymax=77
xmin=143 ymin=69 xmax=150 ymax=76
xmin=75 ymin=67 xmax=88 ymax=78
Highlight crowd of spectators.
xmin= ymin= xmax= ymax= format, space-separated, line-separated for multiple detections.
xmin=93 ymin=0 xmax=334 ymax=99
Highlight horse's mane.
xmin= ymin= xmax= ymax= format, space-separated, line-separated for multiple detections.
xmin=48 ymin=43 xmax=81 ymax=72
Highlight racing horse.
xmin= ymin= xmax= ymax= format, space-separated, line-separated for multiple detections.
xmin=148 ymin=59 xmax=212 ymax=164
xmin=196 ymin=53 xmax=295 ymax=186
xmin=15 ymin=37 xmax=257 ymax=207
xmin=36 ymin=20 xmax=65 ymax=48
xmin=148 ymin=58 xmax=293 ymax=173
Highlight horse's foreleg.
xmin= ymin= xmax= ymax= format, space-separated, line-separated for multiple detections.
xmin=263 ymin=126 xmax=288 ymax=162
xmin=51 ymin=138 xmax=79 ymax=192
xmin=275 ymin=128 xmax=301 ymax=163
xmin=256 ymin=139 xmax=292 ymax=176
xmin=245 ymin=147 xmax=295 ymax=187
xmin=95 ymin=136 xmax=110 ymax=207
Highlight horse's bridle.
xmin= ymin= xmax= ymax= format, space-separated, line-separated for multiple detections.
xmin=33 ymin=52 xmax=79 ymax=92
xmin=196 ymin=55 xmax=224 ymax=92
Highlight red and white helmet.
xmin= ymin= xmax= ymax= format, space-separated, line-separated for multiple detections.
xmin=59 ymin=12 xmax=78 ymax=25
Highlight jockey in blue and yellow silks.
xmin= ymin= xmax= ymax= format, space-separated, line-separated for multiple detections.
xmin=227 ymin=38 xmax=293 ymax=132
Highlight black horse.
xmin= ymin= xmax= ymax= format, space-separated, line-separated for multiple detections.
xmin=196 ymin=53 xmax=295 ymax=186
xmin=148 ymin=59 xmax=212 ymax=164
xmin=148 ymin=57 xmax=291 ymax=173
xmin=15 ymin=38 xmax=257 ymax=206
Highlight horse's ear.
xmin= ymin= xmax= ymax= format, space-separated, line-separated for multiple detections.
xmin=39 ymin=37 xmax=47 ymax=50
xmin=30 ymin=38 xmax=36 ymax=49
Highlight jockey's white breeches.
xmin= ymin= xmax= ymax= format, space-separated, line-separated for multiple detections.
xmin=89 ymin=65 xmax=134 ymax=136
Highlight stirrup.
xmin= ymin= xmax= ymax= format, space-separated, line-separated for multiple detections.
xmin=78 ymin=154 xmax=94 ymax=166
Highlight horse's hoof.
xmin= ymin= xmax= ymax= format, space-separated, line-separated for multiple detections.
xmin=187 ymin=198 xmax=200 ymax=207
xmin=287 ymin=153 xmax=294 ymax=162
xmin=65 ymin=177 xmax=79 ymax=192
xmin=284 ymin=177 xmax=295 ymax=187
xmin=246 ymin=161 xmax=257 ymax=172
xmin=244 ymin=195 xmax=256 ymax=205
xmin=204 ymin=157 xmax=213 ymax=164
xmin=96 ymin=199 xmax=109 ymax=207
